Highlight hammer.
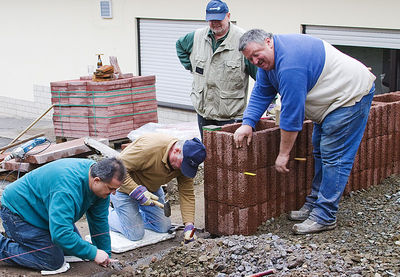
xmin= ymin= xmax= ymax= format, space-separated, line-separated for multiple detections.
xmin=153 ymin=199 xmax=171 ymax=217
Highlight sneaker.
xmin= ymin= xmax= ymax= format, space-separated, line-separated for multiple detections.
xmin=288 ymin=206 xmax=312 ymax=221
xmin=292 ymin=219 xmax=337 ymax=235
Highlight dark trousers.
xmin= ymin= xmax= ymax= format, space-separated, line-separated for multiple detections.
xmin=0 ymin=206 xmax=64 ymax=270
xmin=197 ymin=114 xmax=241 ymax=140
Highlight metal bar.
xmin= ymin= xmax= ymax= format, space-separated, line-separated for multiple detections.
xmin=0 ymin=133 xmax=45 ymax=152
xmin=0 ymin=105 xmax=54 ymax=154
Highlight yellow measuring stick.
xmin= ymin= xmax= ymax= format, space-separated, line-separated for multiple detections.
xmin=244 ymin=172 xmax=256 ymax=176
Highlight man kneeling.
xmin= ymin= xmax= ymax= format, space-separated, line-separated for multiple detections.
xmin=108 ymin=134 xmax=206 ymax=244
xmin=0 ymin=157 xmax=125 ymax=271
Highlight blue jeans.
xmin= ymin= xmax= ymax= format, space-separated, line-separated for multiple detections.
xmin=304 ymin=91 xmax=374 ymax=224
xmin=0 ymin=206 xmax=64 ymax=270
xmin=108 ymin=188 xmax=171 ymax=241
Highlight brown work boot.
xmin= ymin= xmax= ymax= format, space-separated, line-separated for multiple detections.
xmin=288 ymin=206 xmax=312 ymax=221
xmin=292 ymin=219 xmax=337 ymax=235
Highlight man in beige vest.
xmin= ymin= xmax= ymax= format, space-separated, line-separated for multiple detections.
xmin=176 ymin=0 xmax=257 ymax=140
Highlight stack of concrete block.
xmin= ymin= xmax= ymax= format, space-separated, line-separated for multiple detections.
xmin=204 ymin=91 xmax=400 ymax=236
xmin=51 ymin=76 xmax=158 ymax=141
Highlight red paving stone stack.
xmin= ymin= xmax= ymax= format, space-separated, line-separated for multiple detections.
xmin=204 ymin=91 xmax=400 ymax=236
xmin=51 ymin=76 xmax=158 ymax=140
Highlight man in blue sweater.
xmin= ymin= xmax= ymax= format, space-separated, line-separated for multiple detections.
xmin=234 ymin=29 xmax=376 ymax=234
xmin=0 ymin=157 xmax=125 ymax=271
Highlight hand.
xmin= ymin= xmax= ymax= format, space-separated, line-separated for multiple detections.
xmin=129 ymin=185 xmax=159 ymax=206
xmin=234 ymin=125 xmax=253 ymax=148
xmin=94 ymin=249 xmax=111 ymax=267
xmin=183 ymin=223 xmax=197 ymax=244
xmin=275 ymin=153 xmax=290 ymax=173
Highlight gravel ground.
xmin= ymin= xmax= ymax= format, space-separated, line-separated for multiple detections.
xmin=1 ymin=158 xmax=399 ymax=276
xmin=124 ymin=175 xmax=400 ymax=277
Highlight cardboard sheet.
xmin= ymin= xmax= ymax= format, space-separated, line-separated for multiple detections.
xmin=86 ymin=230 xmax=176 ymax=254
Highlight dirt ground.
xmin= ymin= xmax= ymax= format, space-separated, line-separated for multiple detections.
xmin=1 ymin=172 xmax=400 ymax=276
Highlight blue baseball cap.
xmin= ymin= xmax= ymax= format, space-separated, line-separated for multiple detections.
xmin=181 ymin=138 xmax=206 ymax=178
xmin=206 ymin=0 xmax=229 ymax=21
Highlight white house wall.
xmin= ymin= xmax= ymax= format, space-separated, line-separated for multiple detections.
xmin=1 ymin=0 xmax=400 ymax=118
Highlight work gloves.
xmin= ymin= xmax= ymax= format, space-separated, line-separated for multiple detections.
xmin=129 ymin=185 xmax=159 ymax=206
xmin=183 ymin=224 xmax=197 ymax=244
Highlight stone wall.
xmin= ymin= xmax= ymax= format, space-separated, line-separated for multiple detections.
xmin=203 ymin=91 xmax=400 ymax=236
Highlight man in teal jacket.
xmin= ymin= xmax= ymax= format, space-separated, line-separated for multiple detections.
xmin=0 ymin=157 xmax=125 ymax=271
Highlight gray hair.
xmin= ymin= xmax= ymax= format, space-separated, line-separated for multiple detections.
xmin=174 ymin=140 xmax=185 ymax=150
xmin=239 ymin=29 xmax=273 ymax=51
xmin=90 ymin=157 xmax=126 ymax=183
xmin=174 ymin=140 xmax=185 ymax=158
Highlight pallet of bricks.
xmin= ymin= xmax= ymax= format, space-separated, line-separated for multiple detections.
xmin=51 ymin=75 xmax=158 ymax=141
xmin=203 ymin=91 xmax=400 ymax=236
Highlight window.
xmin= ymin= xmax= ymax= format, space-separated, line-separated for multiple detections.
xmin=303 ymin=25 xmax=400 ymax=94
xmin=138 ymin=19 xmax=207 ymax=109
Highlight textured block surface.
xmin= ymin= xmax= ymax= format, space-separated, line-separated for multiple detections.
xmin=204 ymin=93 xmax=400 ymax=235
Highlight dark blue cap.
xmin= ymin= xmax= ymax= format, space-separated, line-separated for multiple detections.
xmin=206 ymin=0 xmax=229 ymax=21
xmin=181 ymin=138 xmax=206 ymax=178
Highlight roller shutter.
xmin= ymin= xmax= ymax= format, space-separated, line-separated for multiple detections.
xmin=304 ymin=25 xmax=400 ymax=49
xmin=138 ymin=19 xmax=207 ymax=109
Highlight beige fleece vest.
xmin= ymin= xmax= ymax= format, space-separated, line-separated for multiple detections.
xmin=190 ymin=24 xmax=249 ymax=120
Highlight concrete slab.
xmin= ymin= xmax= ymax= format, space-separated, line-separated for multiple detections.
xmin=19 ymin=137 xmax=109 ymax=164
xmin=3 ymin=159 xmax=38 ymax=172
